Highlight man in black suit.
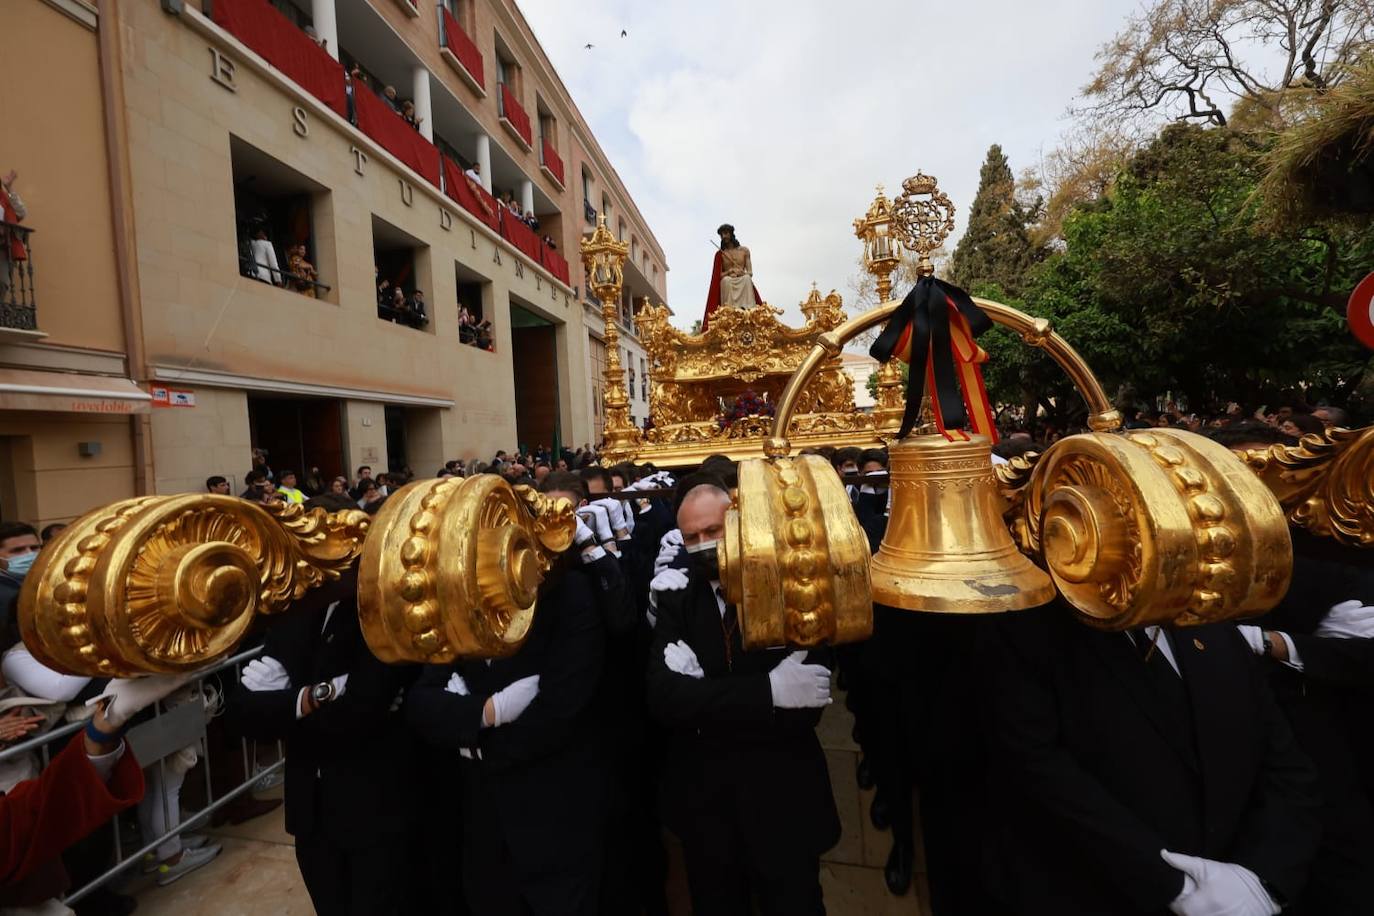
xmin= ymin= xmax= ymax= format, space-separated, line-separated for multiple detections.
xmin=404 ymin=488 xmax=607 ymax=916
xmin=978 ymin=603 xmax=1322 ymax=915
xmin=1235 ymin=532 xmax=1374 ymax=914
xmin=647 ymin=476 xmax=839 ymax=915
xmin=226 ymin=568 xmax=417 ymax=916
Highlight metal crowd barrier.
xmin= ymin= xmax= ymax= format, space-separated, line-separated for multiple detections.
xmin=0 ymin=644 xmax=286 ymax=904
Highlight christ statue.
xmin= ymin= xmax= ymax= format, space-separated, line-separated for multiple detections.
xmin=701 ymin=223 xmax=762 ymax=330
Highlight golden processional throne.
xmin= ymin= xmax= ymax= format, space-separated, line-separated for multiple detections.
xmin=628 ymin=289 xmax=898 ymax=466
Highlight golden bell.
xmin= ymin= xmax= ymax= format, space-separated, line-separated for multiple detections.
xmin=871 ymin=433 xmax=1056 ymax=613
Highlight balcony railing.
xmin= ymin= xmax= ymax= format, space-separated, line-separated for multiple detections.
xmin=439 ymin=6 xmax=484 ymax=92
xmin=540 ymin=137 xmax=564 ymax=187
xmin=498 ymin=82 xmax=533 ymax=149
xmin=1 ymin=221 xmax=36 ymax=332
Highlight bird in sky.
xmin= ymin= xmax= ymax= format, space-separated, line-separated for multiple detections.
xmin=585 ymin=42 xmax=594 ymax=49
xmin=621 ymin=29 xmax=627 ymax=37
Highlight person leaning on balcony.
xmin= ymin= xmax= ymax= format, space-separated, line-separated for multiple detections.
xmin=247 ymin=225 xmax=282 ymax=286
xmin=0 ymin=170 xmax=28 ymax=300
xmin=401 ymin=100 xmax=423 ymax=132
xmin=288 ymin=244 xmax=318 ymax=298
xmin=382 ymin=85 xmax=401 ymax=113
xmin=464 ymin=162 xmax=482 ymax=184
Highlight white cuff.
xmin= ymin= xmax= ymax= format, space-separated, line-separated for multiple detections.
xmin=87 ymin=741 xmax=127 ymax=782
xmin=1277 ymin=632 xmax=1304 ymax=672
xmin=295 ymin=687 xmax=309 ymax=719
xmin=580 ymin=546 xmax=607 ymax=563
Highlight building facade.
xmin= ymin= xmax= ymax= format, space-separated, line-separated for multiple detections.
xmin=1 ymin=0 xmax=667 ymax=522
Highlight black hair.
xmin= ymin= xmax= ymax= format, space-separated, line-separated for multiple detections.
xmin=0 ymin=521 xmax=38 ymax=544
xmin=716 ymin=224 xmax=740 ymax=250
xmin=540 ymin=470 xmax=588 ymax=503
xmin=578 ymin=466 xmax=614 ymax=494
xmin=245 ymin=469 xmax=268 ymax=485
xmin=40 ymin=522 xmax=66 ymax=543
xmin=1208 ymin=422 xmax=1295 ymax=449
xmin=859 ymin=448 xmax=888 ymax=469
xmin=699 ymin=454 xmax=738 ymax=488
xmin=206 ymin=475 xmax=228 ymax=490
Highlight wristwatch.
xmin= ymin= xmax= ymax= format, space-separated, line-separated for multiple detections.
xmin=310 ymin=681 xmax=336 ymax=705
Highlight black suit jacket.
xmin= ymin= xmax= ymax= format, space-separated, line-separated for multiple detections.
xmin=225 ymin=572 xmax=418 ymax=845
xmin=978 ymin=606 xmax=1321 ymax=915
xmin=405 ymin=566 xmax=607 ymax=877
xmin=647 ymin=575 xmax=840 ymax=859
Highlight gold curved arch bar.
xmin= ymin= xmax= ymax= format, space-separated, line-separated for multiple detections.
xmin=765 ymin=296 xmax=1121 ymax=457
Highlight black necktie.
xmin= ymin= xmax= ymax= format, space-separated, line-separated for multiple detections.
xmin=717 ymin=587 xmax=737 ymax=671
xmin=1129 ymin=628 xmax=1189 ymax=711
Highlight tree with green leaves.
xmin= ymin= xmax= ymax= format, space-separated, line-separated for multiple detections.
xmin=977 ymin=123 xmax=1373 ymax=426
xmin=950 ymin=145 xmax=1044 ymax=299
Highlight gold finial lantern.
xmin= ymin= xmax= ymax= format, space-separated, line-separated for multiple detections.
xmin=580 ymin=214 xmax=642 ymax=464
xmin=854 ymin=187 xmax=906 ymax=431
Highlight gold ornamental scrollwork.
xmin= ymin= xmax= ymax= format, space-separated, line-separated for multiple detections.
xmin=19 ymin=495 xmax=369 ymax=676
xmin=357 ymin=475 xmax=575 ymax=664
xmin=1024 ymin=429 xmax=1292 ymax=630
xmin=721 ymin=455 xmax=873 ymax=649
xmin=1236 ymin=426 xmax=1374 ymax=548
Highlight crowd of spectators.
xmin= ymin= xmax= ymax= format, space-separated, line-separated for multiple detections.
xmin=375 ymin=266 xmax=428 ymax=329
xmin=458 ymin=304 xmax=493 ymax=350
xmin=988 ymin=397 xmax=1357 ymax=462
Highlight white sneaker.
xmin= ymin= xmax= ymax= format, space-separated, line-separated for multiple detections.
xmin=141 ymin=833 xmax=210 ymax=872
xmin=155 ymin=842 xmax=222 ymax=886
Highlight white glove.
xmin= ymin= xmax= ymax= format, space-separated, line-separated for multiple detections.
xmin=93 ymin=673 xmax=196 ymax=729
xmin=328 ymin=673 xmax=348 ymax=700
xmin=621 ymin=499 xmax=636 ymax=534
xmin=1161 ymin=850 xmax=1279 ymax=916
xmin=663 ymin=640 xmax=704 ymax=679
xmin=577 ymin=504 xmax=614 ymax=543
xmin=573 ymin=517 xmax=597 ymax=548
xmin=651 ymin=567 xmax=689 ymax=595
xmin=655 ymin=529 xmax=684 ymax=575
xmin=1316 ymin=599 xmax=1374 ymax=639
xmin=240 ymin=656 xmax=290 ymax=692
xmin=1235 ymin=625 xmax=1265 ymax=656
xmin=445 ymin=672 xmax=470 ymax=696
xmin=647 ymin=471 xmax=675 ymax=488
xmin=591 ymin=498 xmax=628 ymax=534
xmin=767 ymin=650 xmax=832 ymax=709
xmin=487 ymin=674 xmax=539 ymax=728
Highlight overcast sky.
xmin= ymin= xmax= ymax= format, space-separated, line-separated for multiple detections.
xmin=518 ymin=0 xmax=1141 ymax=327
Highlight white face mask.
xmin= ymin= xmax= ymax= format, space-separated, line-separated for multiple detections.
xmin=859 ymin=469 xmax=887 ymax=495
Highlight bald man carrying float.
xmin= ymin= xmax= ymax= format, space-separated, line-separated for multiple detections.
xmin=646 ymin=473 xmax=839 ymax=916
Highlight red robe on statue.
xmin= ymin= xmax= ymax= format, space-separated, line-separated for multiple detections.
xmin=701 ymin=250 xmax=762 ymax=331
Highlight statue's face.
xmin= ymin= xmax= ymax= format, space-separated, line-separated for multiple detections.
xmin=719 ymin=229 xmax=734 ymax=245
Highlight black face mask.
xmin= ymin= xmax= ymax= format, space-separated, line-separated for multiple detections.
xmin=686 ymin=540 xmax=720 ymax=579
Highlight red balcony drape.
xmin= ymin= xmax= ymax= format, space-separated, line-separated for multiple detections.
xmin=499 ymin=83 xmax=533 ymax=147
xmin=211 ymin=0 xmax=348 ymax=119
xmin=499 ymin=209 xmax=543 ymax=263
xmin=354 ymin=86 xmax=441 ymax=186
xmin=541 ymin=245 xmax=570 ymax=285
xmin=541 ymin=139 xmax=564 ymax=186
xmin=441 ymin=157 xmax=500 ymax=232
xmin=440 ymin=7 xmax=485 ymax=90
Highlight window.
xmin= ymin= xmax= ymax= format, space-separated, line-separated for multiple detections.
xmin=372 ymin=215 xmax=430 ymax=331
xmin=581 ymin=168 xmax=595 ymax=224
xmin=455 ymin=264 xmax=492 ymax=351
xmin=640 ymin=357 xmax=647 ymax=400
xmin=230 ymin=135 xmax=333 ymax=301
xmin=442 ymin=0 xmax=474 ymax=31
xmin=601 ymin=193 xmax=612 ymax=221
xmin=618 ymin=219 xmax=626 ymax=242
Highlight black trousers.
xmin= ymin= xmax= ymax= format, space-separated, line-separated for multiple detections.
xmin=295 ymin=832 xmax=407 ymax=916
xmin=676 ymin=813 xmax=825 ymax=916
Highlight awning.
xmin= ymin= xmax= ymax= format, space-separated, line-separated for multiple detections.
xmin=0 ymin=369 xmax=152 ymax=414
